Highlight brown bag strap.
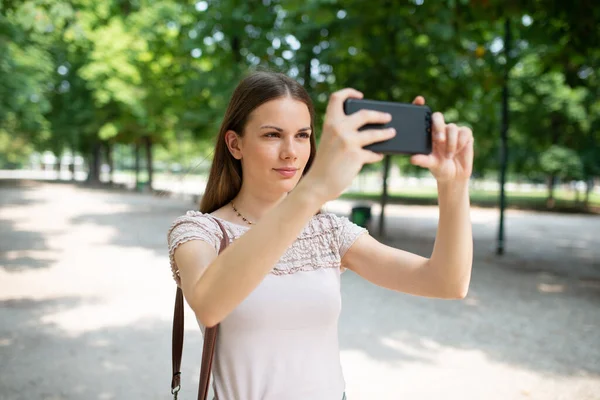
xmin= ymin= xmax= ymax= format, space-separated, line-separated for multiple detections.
xmin=171 ymin=217 xmax=230 ymax=400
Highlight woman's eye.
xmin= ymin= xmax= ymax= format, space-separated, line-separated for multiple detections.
xmin=264 ymin=132 xmax=310 ymax=138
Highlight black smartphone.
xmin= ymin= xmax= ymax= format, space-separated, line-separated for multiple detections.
xmin=343 ymin=98 xmax=432 ymax=155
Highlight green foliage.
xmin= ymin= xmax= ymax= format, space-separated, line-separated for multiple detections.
xmin=539 ymin=145 xmax=583 ymax=180
xmin=0 ymin=129 xmax=34 ymax=167
xmin=0 ymin=0 xmax=597 ymax=193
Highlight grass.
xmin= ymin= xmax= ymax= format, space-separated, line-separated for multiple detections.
xmin=110 ymin=170 xmax=600 ymax=214
xmin=341 ymin=186 xmax=600 ymax=214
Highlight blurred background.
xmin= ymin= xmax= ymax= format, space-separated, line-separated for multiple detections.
xmin=1 ymin=1 xmax=599 ymax=399
xmin=1 ymin=0 xmax=599 ymax=211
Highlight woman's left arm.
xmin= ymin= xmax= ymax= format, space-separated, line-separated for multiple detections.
xmin=343 ymin=98 xmax=474 ymax=299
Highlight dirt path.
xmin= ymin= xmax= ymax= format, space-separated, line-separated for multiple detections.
xmin=1 ymin=180 xmax=598 ymax=400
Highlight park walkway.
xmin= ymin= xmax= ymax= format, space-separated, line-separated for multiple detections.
xmin=0 ymin=180 xmax=599 ymax=399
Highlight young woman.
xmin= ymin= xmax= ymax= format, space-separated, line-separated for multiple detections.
xmin=167 ymin=71 xmax=474 ymax=400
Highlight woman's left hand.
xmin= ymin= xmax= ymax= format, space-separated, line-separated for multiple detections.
xmin=409 ymin=96 xmax=474 ymax=183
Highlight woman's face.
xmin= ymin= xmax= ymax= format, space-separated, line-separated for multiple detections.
xmin=228 ymin=96 xmax=312 ymax=197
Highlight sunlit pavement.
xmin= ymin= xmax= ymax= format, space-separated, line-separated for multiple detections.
xmin=1 ymin=180 xmax=599 ymax=400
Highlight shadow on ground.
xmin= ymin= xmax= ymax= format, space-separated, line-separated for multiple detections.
xmin=2 ymin=180 xmax=599 ymax=398
xmin=339 ymin=230 xmax=600 ymax=379
xmin=0 ymin=218 xmax=57 ymax=271
xmin=0 ymin=296 xmax=203 ymax=400
xmin=0 ymin=182 xmax=59 ymax=272
xmin=68 ymin=199 xmax=192 ymax=259
xmin=58 ymin=185 xmax=600 ymax=381
xmin=0 ymin=180 xmax=44 ymax=209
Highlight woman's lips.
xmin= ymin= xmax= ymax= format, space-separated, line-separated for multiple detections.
xmin=273 ymin=168 xmax=298 ymax=178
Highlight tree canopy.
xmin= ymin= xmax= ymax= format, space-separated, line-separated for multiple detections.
xmin=1 ymin=0 xmax=598 ymax=201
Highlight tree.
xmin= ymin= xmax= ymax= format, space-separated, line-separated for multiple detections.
xmin=540 ymin=145 xmax=584 ymax=206
xmin=2 ymin=0 xmax=598 ymax=215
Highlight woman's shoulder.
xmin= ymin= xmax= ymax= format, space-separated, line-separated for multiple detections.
xmin=309 ymin=211 xmax=357 ymax=227
xmin=167 ymin=210 xmax=225 ymax=247
xmin=301 ymin=212 xmax=346 ymax=237
xmin=168 ymin=210 xmax=220 ymax=231
xmin=306 ymin=211 xmax=367 ymax=243
xmin=166 ymin=211 xmax=226 ymax=284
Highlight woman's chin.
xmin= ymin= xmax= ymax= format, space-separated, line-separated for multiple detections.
xmin=273 ymin=179 xmax=300 ymax=193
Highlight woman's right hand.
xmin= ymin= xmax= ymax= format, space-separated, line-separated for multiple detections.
xmin=301 ymin=88 xmax=396 ymax=203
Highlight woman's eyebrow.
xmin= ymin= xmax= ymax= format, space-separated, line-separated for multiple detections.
xmin=260 ymin=125 xmax=311 ymax=132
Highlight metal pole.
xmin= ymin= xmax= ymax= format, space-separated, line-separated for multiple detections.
xmin=497 ymin=18 xmax=511 ymax=255
xmin=379 ymin=155 xmax=391 ymax=238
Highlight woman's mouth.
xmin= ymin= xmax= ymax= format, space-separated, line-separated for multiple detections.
xmin=273 ymin=168 xmax=298 ymax=178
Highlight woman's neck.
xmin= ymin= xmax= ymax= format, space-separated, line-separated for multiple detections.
xmin=231 ymin=184 xmax=288 ymax=222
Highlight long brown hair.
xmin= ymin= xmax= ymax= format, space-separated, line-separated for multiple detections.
xmin=200 ymin=71 xmax=317 ymax=213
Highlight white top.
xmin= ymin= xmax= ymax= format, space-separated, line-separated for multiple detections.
xmin=167 ymin=211 xmax=367 ymax=400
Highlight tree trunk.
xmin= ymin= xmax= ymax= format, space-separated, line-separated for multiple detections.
xmin=106 ymin=142 xmax=114 ymax=185
xmin=584 ymin=178 xmax=593 ymax=208
xmin=304 ymin=52 xmax=311 ymax=89
xmin=54 ymin=155 xmax=61 ymax=179
xmin=378 ymin=0 xmax=398 ymax=239
xmin=144 ymin=136 xmax=153 ymax=191
xmin=378 ymin=155 xmax=391 ymax=238
xmin=70 ymin=145 xmax=76 ymax=181
xmin=87 ymin=142 xmax=102 ymax=185
xmin=497 ymin=18 xmax=511 ymax=256
xmin=134 ymin=142 xmax=141 ymax=190
xmin=547 ymin=174 xmax=556 ymax=208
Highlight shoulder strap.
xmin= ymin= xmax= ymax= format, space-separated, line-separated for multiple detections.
xmin=171 ymin=216 xmax=230 ymax=400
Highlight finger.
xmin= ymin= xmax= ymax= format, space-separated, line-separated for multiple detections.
xmin=362 ymin=150 xmax=385 ymax=164
xmin=457 ymin=128 xmax=475 ymax=172
xmin=347 ymin=109 xmax=392 ymax=130
xmin=326 ymin=88 xmax=364 ymax=118
xmin=431 ymin=112 xmax=446 ymax=154
xmin=356 ymin=127 xmax=396 ymax=147
xmin=431 ymin=112 xmax=445 ymax=135
xmin=457 ymin=127 xmax=473 ymax=152
xmin=462 ymin=137 xmax=474 ymax=174
xmin=446 ymin=124 xmax=459 ymax=157
xmin=412 ymin=96 xmax=426 ymax=105
xmin=410 ymin=154 xmax=436 ymax=170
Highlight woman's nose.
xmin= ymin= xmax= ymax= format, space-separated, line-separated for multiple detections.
xmin=280 ymin=137 xmax=297 ymax=160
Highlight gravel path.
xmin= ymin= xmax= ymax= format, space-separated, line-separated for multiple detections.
xmin=1 ymin=180 xmax=599 ymax=400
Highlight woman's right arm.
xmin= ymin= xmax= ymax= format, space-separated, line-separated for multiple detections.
xmin=174 ymin=88 xmax=397 ymax=327
xmin=175 ymin=186 xmax=323 ymax=327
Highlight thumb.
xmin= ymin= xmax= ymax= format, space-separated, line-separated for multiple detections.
xmin=362 ymin=150 xmax=385 ymax=165
xmin=410 ymin=154 xmax=436 ymax=170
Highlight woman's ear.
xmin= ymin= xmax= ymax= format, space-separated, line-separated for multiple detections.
xmin=225 ymin=130 xmax=243 ymax=160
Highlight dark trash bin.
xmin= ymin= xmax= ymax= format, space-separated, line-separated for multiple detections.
xmin=350 ymin=205 xmax=372 ymax=229
xmin=136 ymin=180 xmax=148 ymax=192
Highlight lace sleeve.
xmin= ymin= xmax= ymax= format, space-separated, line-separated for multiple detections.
xmin=335 ymin=214 xmax=368 ymax=257
xmin=166 ymin=211 xmax=223 ymax=285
